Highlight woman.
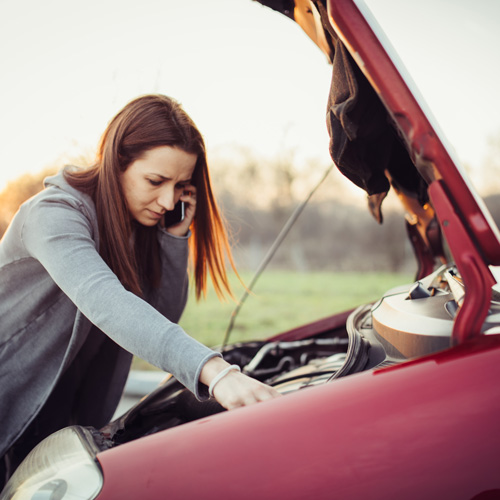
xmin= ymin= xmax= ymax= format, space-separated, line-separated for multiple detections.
xmin=0 ymin=94 xmax=280 ymax=484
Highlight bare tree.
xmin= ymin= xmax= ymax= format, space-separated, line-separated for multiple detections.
xmin=0 ymin=168 xmax=57 ymax=237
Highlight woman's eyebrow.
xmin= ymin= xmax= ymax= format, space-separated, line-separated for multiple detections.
xmin=147 ymin=172 xmax=171 ymax=180
xmin=148 ymin=173 xmax=192 ymax=182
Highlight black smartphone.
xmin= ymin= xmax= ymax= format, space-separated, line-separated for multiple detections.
xmin=163 ymin=201 xmax=185 ymax=227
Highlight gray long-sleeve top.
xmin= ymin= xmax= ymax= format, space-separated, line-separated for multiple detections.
xmin=0 ymin=169 xmax=219 ymax=457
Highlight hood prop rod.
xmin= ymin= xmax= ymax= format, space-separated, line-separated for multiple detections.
xmin=429 ymin=179 xmax=496 ymax=345
xmin=220 ymin=163 xmax=335 ymax=351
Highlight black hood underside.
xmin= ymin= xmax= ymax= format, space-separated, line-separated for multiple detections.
xmin=254 ymin=0 xmax=428 ymax=222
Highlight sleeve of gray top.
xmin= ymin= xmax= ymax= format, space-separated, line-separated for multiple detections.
xmin=148 ymin=227 xmax=190 ymax=324
xmin=21 ymin=192 xmax=220 ymax=400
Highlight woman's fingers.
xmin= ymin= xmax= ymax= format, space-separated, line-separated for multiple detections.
xmin=165 ymin=185 xmax=196 ymax=236
xmin=212 ymin=370 xmax=282 ymax=410
xmin=200 ymin=357 xmax=281 ymax=411
xmin=181 ymin=184 xmax=197 ymax=216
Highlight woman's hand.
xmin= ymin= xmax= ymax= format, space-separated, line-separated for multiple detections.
xmin=165 ymin=184 xmax=196 ymax=237
xmin=200 ymin=357 xmax=282 ymax=410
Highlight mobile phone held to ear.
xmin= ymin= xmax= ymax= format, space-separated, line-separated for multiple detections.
xmin=163 ymin=201 xmax=185 ymax=227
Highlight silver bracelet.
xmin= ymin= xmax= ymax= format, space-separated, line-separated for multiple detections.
xmin=209 ymin=364 xmax=241 ymax=398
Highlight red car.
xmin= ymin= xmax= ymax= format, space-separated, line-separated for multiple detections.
xmin=3 ymin=1 xmax=500 ymax=499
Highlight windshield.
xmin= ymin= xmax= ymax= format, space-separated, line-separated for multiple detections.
xmin=357 ymin=0 xmax=500 ymax=196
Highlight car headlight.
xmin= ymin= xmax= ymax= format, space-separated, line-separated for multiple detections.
xmin=0 ymin=426 xmax=103 ymax=500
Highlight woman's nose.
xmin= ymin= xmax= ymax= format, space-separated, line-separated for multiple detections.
xmin=157 ymin=187 xmax=176 ymax=211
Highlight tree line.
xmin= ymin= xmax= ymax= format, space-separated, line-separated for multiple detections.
xmin=2 ymin=148 xmax=500 ymax=276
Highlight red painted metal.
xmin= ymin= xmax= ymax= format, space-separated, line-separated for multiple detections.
xmin=405 ymin=220 xmax=436 ymax=281
xmin=269 ymin=309 xmax=352 ymax=342
xmin=91 ymin=3 xmax=500 ymax=499
xmin=96 ymin=334 xmax=500 ymax=499
xmin=429 ymin=180 xmax=497 ymax=344
xmin=326 ymin=0 xmax=500 ymax=266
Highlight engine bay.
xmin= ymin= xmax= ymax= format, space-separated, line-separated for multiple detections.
xmin=95 ymin=264 xmax=500 ymax=449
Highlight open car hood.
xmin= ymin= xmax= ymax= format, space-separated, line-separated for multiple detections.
xmin=256 ymin=0 xmax=500 ymax=345
xmin=5 ymin=7 xmax=500 ymax=494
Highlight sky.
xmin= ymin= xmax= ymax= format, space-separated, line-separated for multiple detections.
xmin=1 ymin=0 xmax=499 ymax=194
xmin=363 ymin=0 xmax=500 ymax=192
xmin=0 ymin=0 xmax=333 ymax=190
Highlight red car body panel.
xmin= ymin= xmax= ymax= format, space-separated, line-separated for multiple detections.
xmin=2 ymin=2 xmax=499 ymax=499
xmin=91 ymin=2 xmax=500 ymax=498
xmin=96 ymin=333 xmax=500 ymax=499
xmin=89 ymin=2 xmax=500 ymax=498
xmin=326 ymin=0 xmax=500 ymax=345
xmin=430 ymin=180 xmax=497 ymax=344
xmin=327 ymin=0 xmax=500 ymax=268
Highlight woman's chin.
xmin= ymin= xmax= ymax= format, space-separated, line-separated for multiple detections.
xmin=132 ymin=215 xmax=161 ymax=227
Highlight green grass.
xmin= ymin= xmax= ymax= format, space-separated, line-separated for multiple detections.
xmin=132 ymin=270 xmax=413 ymax=370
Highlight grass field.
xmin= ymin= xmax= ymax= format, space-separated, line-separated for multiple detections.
xmin=132 ymin=270 xmax=414 ymax=370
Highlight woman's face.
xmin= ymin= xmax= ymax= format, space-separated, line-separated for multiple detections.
xmin=120 ymin=146 xmax=197 ymax=226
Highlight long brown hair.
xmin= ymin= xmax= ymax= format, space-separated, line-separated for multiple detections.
xmin=65 ymin=94 xmax=236 ymax=299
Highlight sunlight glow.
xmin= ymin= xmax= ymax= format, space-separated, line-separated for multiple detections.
xmin=1 ymin=0 xmax=499 ymax=195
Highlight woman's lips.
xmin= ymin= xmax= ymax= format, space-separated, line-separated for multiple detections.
xmin=146 ymin=209 xmax=163 ymax=219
